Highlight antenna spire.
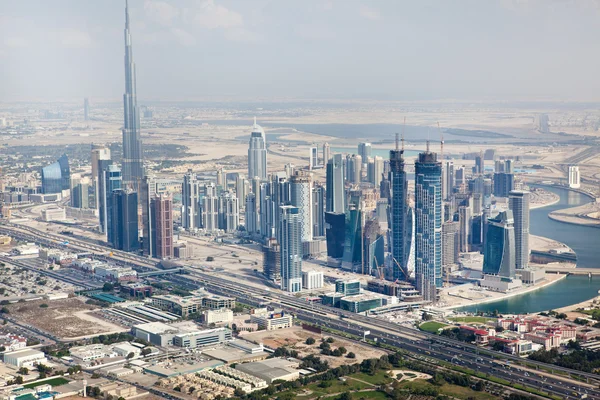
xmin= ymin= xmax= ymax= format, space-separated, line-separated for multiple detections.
xmin=402 ymin=117 xmax=405 ymax=152
xmin=395 ymin=132 xmax=399 ymax=151
xmin=125 ymin=0 xmax=130 ymax=28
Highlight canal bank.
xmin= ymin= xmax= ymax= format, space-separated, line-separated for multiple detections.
xmin=460 ymin=185 xmax=600 ymax=314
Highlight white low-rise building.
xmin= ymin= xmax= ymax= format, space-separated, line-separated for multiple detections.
xmin=302 ymin=270 xmax=324 ymax=290
xmin=250 ymin=309 xmax=293 ymax=331
xmin=204 ymin=308 xmax=234 ymax=325
xmin=4 ymin=349 xmax=47 ymax=368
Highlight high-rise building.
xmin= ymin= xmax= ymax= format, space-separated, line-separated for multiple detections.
xmin=325 ymin=212 xmax=345 ymax=261
xmin=475 ymin=151 xmax=484 ymax=175
xmin=414 ymin=147 xmax=443 ymax=301
xmin=151 ymin=194 xmax=173 ymax=259
xmin=263 ymin=237 xmax=281 ymax=281
xmin=442 ymin=221 xmax=460 ymax=273
xmin=509 ymin=190 xmax=530 ymax=270
xmin=70 ymin=178 xmax=89 ymax=209
xmin=312 ymin=184 xmax=325 ymax=237
xmin=248 ymin=118 xmax=267 ymax=180
xmin=279 ymin=205 xmax=302 ymax=293
xmin=347 ymin=154 xmax=362 ymax=184
xmin=389 ymin=141 xmax=409 ymax=281
xmin=504 ymin=159 xmax=514 ymax=174
xmin=101 ymin=164 xmax=122 ymax=238
xmin=140 ymin=175 xmax=156 ymax=256
xmin=493 ymin=172 xmax=515 ymax=197
xmin=458 ymin=205 xmax=471 ymax=253
xmin=84 ymin=98 xmax=90 ymax=121
xmin=342 ymin=197 xmax=363 ymax=272
xmin=202 ymin=190 xmax=219 ymax=232
xmin=483 ymin=210 xmax=516 ymax=278
xmin=363 ymin=219 xmax=384 ymax=276
xmin=290 ymin=172 xmax=313 ymax=242
xmin=216 ymin=168 xmax=226 ymax=188
xmin=358 ymin=142 xmax=372 ymax=161
xmin=182 ymin=172 xmax=202 ymax=230
xmin=326 ymin=154 xmax=345 ymax=213
xmin=443 ymin=161 xmax=454 ymax=200
xmin=367 ymin=156 xmax=384 ymax=187
xmin=121 ymin=1 xmax=144 ymax=189
xmin=309 ymin=147 xmax=318 ymax=170
xmin=245 ymin=193 xmax=258 ymax=234
xmin=110 ymin=189 xmax=139 ymax=252
xmin=41 ymin=154 xmax=70 ymax=194
xmin=219 ymin=192 xmax=239 ymax=233
xmin=568 ymin=166 xmax=580 ymax=189
xmin=235 ymin=174 xmax=248 ymax=207
xmin=91 ymin=145 xmax=111 ymax=209
xmin=322 ymin=142 xmax=331 ymax=165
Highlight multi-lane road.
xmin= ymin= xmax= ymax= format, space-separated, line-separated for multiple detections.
xmin=1 ymin=221 xmax=599 ymax=399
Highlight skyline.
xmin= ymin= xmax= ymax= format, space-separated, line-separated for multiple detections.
xmin=1 ymin=0 xmax=600 ymax=102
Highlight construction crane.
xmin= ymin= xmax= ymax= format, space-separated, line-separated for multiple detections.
xmin=392 ymin=257 xmax=409 ymax=284
xmin=373 ymin=257 xmax=385 ymax=281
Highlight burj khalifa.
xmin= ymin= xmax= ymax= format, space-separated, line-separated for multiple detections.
xmin=122 ymin=0 xmax=144 ymax=189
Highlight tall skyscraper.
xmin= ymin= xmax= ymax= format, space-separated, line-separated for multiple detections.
xmin=202 ymin=193 xmax=219 ymax=233
xmin=347 ymin=154 xmax=362 ymax=184
xmin=182 ymin=172 xmax=202 ymax=230
xmin=121 ymin=0 xmax=144 ymax=189
xmin=290 ymin=171 xmax=313 ymax=242
xmin=263 ymin=237 xmax=281 ymax=281
xmin=248 ymin=118 xmax=267 ymax=180
xmin=389 ymin=137 xmax=409 ymax=281
xmin=84 ymin=98 xmax=90 ymax=121
xmin=218 ymin=192 xmax=239 ymax=233
xmin=322 ymin=142 xmax=331 ymax=165
xmin=309 ymin=147 xmax=318 ymax=170
xmin=358 ymin=142 xmax=372 ymax=161
xmin=475 ymin=151 xmax=484 ymax=175
xmin=493 ymin=172 xmax=515 ymax=197
xmin=245 ymin=193 xmax=258 ymax=234
xmin=312 ymin=184 xmax=325 ymax=237
xmin=235 ymin=174 xmax=248 ymax=206
xmin=140 ymin=175 xmax=155 ymax=256
xmin=458 ymin=204 xmax=471 ymax=253
xmin=483 ymin=210 xmax=516 ymax=278
xmin=100 ymin=164 xmax=122 ymax=237
xmin=326 ymin=154 xmax=345 ymax=213
xmin=509 ymin=190 xmax=530 ymax=270
xmin=414 ymin=146 xmax=443 ymax=301
xmin=70 ymin=178 xmax=89 ymax=209
xmin=279 ymin=205 xmax=303 ymax=293
xmin=442 ymin=221 xmax=460 ymax=273
xmin=568 ymin=165 xmax=580 ymax=188
xmin=91 ymin=145 xmax=111 ymax=210
xmin=367 ymin=156 xmax=384 ymax=187
xmin=151 ymin=194 xmax=173 ymax=259
xmin=111 ymin=189 xmax=139 ymax=252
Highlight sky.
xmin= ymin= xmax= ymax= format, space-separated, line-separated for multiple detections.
xmin=1 ymin=0 xmax=599 ymax=103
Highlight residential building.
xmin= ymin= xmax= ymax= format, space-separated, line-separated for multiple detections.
xmin=279 ymin=205 xmax=303 ymax=293
xmin=302 ymin=270 xmax=324 ymax=290
xmin=509 ymin=190 xmax=530 ymax=270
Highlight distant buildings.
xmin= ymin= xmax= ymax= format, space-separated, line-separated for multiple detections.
xmin=568 ymin=165 xmax=581 ymax=189
xmin=248 ymin=118 xmax=267 ymax=180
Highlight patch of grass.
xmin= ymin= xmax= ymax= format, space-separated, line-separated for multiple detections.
xmin=349 ymin=370 xmax=393 ymax=385
xmin=440 ymin=383 xmax=497 ymax=400
xmin=419 ymin=321 xmax=448 ymax=333
xmin=349 ymin=391 xmax=389 ymax=399
xmin=449 ymin=316 xmax=497 ymax=323
xmin=23 ymin=377 xmax=69 ymax=388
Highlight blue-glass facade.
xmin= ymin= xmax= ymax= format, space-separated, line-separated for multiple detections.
xmin=389 ymin=149 xmax=410 ymax=281
xmin=483 ymin=210 xmax=516 ymax=278
xmin=414 ymin=150 xmax=442 ymax=301
xmin=111 ymin=189 xmax=139 ymax=252
xmin=41 ymin=154 xmax=70 ymax=194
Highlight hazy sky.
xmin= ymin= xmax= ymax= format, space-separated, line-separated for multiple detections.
xmin=1 ymin=0 xmax=599 ymax=102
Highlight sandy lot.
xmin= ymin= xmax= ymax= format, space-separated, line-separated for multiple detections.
xmin=241 ymin=325 xmax=387 ymax=368
xmin=6 ymin=297 xmax=128 ymax=340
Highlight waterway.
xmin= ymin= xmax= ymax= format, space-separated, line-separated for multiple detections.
xmin=461 ymin=186 xmax=600 ymax=314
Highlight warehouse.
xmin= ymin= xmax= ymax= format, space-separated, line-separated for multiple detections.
xmin=235 ymin=358 xmax=300 ymax=384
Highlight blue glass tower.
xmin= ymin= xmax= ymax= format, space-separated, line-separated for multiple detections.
xmin=41 ymin=154 xmax=70 ymax=194
xmin=388 ymin=137 xmax=410 ymax=281
xmin=414 ymin=146 xmax=442 ymax=301
xmin=483 ymin=210 xmax=516 ymax=278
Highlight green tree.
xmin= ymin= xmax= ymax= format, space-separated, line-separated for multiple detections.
xmin=102 ymin=282 xmax=114 ymax=292
xmin=305 ymin=337 xmax=316 ymax=345
xmin=18 ymin=367 xmax=29 ymax=375
xmin=346 ymin=352 xmax=356 ymax=359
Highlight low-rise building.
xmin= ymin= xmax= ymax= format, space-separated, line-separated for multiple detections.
xmin=204 ymin=308 xmax=234 ymax=325
xmin=302 ymin=270 xmax=324 ymax=290
xmin=250 ymin=309 xmax=293 ymax=331
xmin=172 ymin=327 xmax=233 ymax=349
xmin=235 ymin=358 xmax=300 ymax=384
xmin=3 ymin=349 xmax=47 ymax=368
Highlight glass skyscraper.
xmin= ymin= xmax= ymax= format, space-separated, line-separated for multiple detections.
xmin=483 ymin=210 xmax=516 ymax=278
xmin=414 ymin=148 xmax=442 ymax=301
xmin=325 ymin=154 xmax=345 ymax=213
xmin=509 ymin=190 xmax=530 ymax=270
xmin=41 ymin=154 xmax=70 ymax=194
xmin=279 ymin=205 xmax=302 ymax=293
xmin=248 ymin=118 xmax=267 ymax=180
xmin=111 ymin=189 xmax=139 ymax=252
xmin=389 ymin=145 xmax=409 ymax=281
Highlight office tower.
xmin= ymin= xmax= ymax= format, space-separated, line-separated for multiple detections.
xmin=151 ymin=194 xmax=173 ymax=259
xmin=121 ymin=1 xmax=144 ymax=189
xmin=91 ymin=145 xmax=111 ymax=209
xmin=84 ymin=98 xmax=90 ymax=121
xmin=504 ymin=159 xmax=514 ymax=174
xmin=509 ymin=190 xmax=530 ymax=270
xmin=326 ymin=154 xmax=345 ymax=213
xmin=442 ymin=221 xmax=460 ymax=273
xmin=389 ymin=138 xmax=409 ymax=281
xmin=263 ymin=238 xmax=281 ymax=281
xmin=347 ymin=154 xmax=362 ymax=184
xmin=493 ymin=172 xmax=514 ymax=197
xmin=475 ymin=151 xmax=484 ymax=175
xmin=202 ymin=194 xmax=219 ymax=232
xmin=325 ymin=212 xmax=345 ymax=261
xmin=483 ymin=210 xmax=516 ymax=278
xmin=268 ymin=173 xmax=290 ymax=239
xmin=443 ymin=161 xmax=454 ymax=200
xmin=248 ymin=118 xmax=267 ymax=180
xmin=290 ymin=172 xmax=313 ymax=242
xmin=458 ymin=205 xmax=471 ymax=253
xmin=279 ymin=205 xmax=303 ymax=293
xmin=182 ymin=172 xmax=202 ymax=230
xmin=363 ymin=219 xmax=384 ymax=276
xmin=259 ymin=182 xmax=274 ymax=238
xmin=322 ymin=142 xmax=331 ymax=165
xmin=70 ymin=178 xmax=89 ymax=209
xmin=102 ymin=165 xmax=123 ymax=240
xmin=218 ymin=192 xmax=239 ymax=233
xmin=568 ymin=166 xmax=580 ymax=188
xmin=140 ymin=175 xmax=155 ymax=256
xmin=342 ymin=198 xmax=363 ymax=271
xmin=245 ymin=193 xmax=258 ymax=234
xmin=312 ymin=184 xmax=325 ymax=237
xmin=309 ymin=147 xmax=318 ymax=170
xmin=358 ymin=142 xmax=372 ymax=161
xmin=216 ymin=168 xmax=226 ymax=188
xmin=110 ymin=189 xmax=139 ymax=252
xmin=41 ymin=154 xmax=70 ymax=194
xmin=414 ymin=147 xmax=443 ymax=301
xmin=235 ymin=174 xmax=248 ymax=206
xmin=367 ymin=156 xmax=384 ymax=187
